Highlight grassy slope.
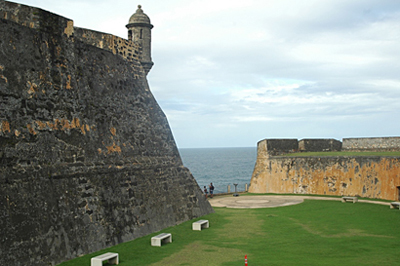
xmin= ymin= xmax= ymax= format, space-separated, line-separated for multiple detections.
xmin=58 ymin=200 xmax=400 ymax=266
xmin=281 ymin=151 xmax=400 ymax=157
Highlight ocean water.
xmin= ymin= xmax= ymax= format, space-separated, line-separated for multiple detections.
xmin=179 ymin=147 xmax=257 ymax=194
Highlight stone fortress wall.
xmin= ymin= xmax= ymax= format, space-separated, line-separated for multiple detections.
xmin=0 ymin=2 xmax=213 ymax=266
xmin=1 ymin=1 xmax=146 ymax=76
xmin=249 ymin=137 xmax=400 ymax=201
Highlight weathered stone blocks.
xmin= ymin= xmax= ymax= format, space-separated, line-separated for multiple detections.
xmin=299 ymin=139 xmax=342 ymax=152
xmin=0 ymin=2 xmax=213 ymax=266
xmin=343 ymin=137 xmax=400 ymax=152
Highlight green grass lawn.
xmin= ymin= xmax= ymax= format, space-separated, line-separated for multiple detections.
xmin=281 ymin=151 xmax=400 ymax=157
xmin=58 ymin=200 xmax=400 ymax=266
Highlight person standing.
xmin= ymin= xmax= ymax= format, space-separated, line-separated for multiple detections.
xmin=209 ymin=183 xmax=214 ymax=198
xmin=204 ymin=186 xmax=208 ymax=199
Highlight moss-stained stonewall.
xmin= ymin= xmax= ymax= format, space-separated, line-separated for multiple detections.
xmin=0 ymin=2 xmax=213 ymax=266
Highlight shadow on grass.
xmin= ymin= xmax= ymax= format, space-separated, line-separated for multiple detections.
xmin=58 ymin=200 xmax=400 ymax=266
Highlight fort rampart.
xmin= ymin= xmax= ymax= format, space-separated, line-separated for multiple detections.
xmin=1 ymin=1 xmax=145 ymax=76
xmin=0 ymin=2 xmax=213 ymax=265
xmin=249 ymin=137 xmax=400 ymax=201
xmin=343 ymin=137 xmax=400 ymax=152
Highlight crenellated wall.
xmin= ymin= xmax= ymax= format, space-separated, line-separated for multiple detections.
xmin=250 ymin=138 xmax=400 ymax=201
xmin=0 ymin=2 xmax=213 ymax=266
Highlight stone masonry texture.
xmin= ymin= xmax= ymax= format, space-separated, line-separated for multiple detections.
xmin=0 ymin=2 xmax=213 ymax=265
xmin=298 ymin=139 xmax=342 ymax=152
xmin=343 ymin=137 xmax=400 ymax=152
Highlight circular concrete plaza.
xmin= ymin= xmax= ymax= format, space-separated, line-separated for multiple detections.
xmin=208 ymin=195 xmax=389 ymax=209
xmin=209 ymin=195 xmax=305 ymax=208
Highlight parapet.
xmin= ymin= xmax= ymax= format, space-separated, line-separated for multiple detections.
xmin=257 ymin=139 xmax=299 ymax=157
xmin=258 ymin=138 xmax=342 ymax=156
xmin=299 ymin=139 xmax=342 ymax=152
xmin=343 ymin=137 xmax=400 ymax=152
xmin=0 ymin=1 xmax=74 ymax=37
xmin=73 ymin=27 xmax=145 ymax=78
xmin=1 ymin=1 xmax=145 ymax=78
xmin=258 ymin=136 xmax=400 ymax=156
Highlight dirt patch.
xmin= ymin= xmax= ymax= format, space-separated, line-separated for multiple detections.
xmin=148 ymin=241 xmax=243 ymax=266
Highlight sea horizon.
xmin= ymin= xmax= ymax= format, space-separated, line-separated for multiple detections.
xmin=179 ymin=147 xmax=257 ymax=194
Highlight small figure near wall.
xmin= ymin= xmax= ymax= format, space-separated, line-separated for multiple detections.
xmin=209 ymin=183 xmax=214 ymax=198
xmin=204 ymin=186 xmax=208 ymax=199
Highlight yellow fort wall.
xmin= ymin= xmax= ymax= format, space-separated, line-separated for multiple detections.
xmin=249 ymin=138 xmax=400 ymax=201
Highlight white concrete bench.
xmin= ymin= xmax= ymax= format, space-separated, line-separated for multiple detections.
xmin=390 ymin=202 xmax=400 ymax=209
xmin=192 ymin=219 xmax=209 ymax=231
xmin=91 ymin=252 xmax=119 ymax=266
xmin=151 ymin=233 xmax=172 ymax=247
xmin=342 ymin=196 xmax=358 ymax=203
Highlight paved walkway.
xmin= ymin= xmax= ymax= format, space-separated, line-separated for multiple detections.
xmin=208 ymin=195 xmax=391 ymax=209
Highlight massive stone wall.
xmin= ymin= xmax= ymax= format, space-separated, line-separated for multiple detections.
xmin=250 ymin=138 xmax=400 ymax=201
xmin=0 ymin=2 xmax=213 ymax=266
xmin=250 ymin=155 xmax=400 ymax=200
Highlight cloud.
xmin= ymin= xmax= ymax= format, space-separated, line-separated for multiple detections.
xmin=12 ymin=0 xmax=400 ymax=148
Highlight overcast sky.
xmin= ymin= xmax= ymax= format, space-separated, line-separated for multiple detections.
xmin=12 ymin=0 xmax=400 ymax=148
